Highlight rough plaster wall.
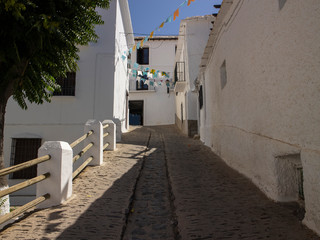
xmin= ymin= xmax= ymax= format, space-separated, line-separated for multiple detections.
xmin=185 ymin=18 xmax=213 ymax=121
xmin=202 ymin=0 xmax=320 ymax=234
xmin=114 ymin=0 xmax=130 ymax=131
xmin=301 ymin=150 xmax=320 ymax=235
xmin=175 ymin=92 xmax=188 ymax=135
xmin=129 ymin=38 xmax=176 ymax=126
xmin=130 ymin=90 xmax=175 ymax=126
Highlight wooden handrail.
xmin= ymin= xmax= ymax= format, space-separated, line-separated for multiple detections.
xmin=73 ymin=142 xmax=94 ymax=163
xmin=0 ymin=155 xmax=51 ymax=177
xmin=103 ymin=132 xmax=109 ymax=138
xmin=103 ymin=124 xmax=109 ymax=129
xmin=0 ymin=193 xmax=50 ymax=225
xmin=103 ymin=143 xmax=110 ymax=150
xmin=0 ymin=173 xmax=50 ymax=199
xmin=70 ymin=130 xmax=94 ymax=148
xmin=72 ymin=156 xmax=93 ymax=180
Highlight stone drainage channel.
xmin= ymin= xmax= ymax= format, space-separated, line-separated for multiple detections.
xmin=121 ymin=131 xmax=180 ymax=240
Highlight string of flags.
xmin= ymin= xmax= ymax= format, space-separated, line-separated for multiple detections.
xmin=128 ymin=60 xmax=174 ymax=87
xmin=129 ymin=60 xmax=170 ymax=78
xmin=121 ymin=0 xmax=196 ymax=61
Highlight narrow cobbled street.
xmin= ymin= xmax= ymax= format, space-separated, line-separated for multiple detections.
xmin=0 ymin=126 xmax=318 ymax=239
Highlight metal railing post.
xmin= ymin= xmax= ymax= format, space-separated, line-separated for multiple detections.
xmin=102 ymin=120 xmax=116 ymax=151
xmin=84 ymin=119 xmax=103 ymax=166
xmin=36 ymin=141 xmax=73 ymax=209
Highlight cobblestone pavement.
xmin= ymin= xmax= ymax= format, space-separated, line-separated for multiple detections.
xmin=122 ymin=128 xmax=176 ymax=240
xmin=0 ymin=125 xmax=319 ymax=240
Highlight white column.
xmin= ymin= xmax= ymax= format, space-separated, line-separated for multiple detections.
xmin=112 ymin=118 xmax=122 ymax=142
xmin=36 ymin=141 xmax=73 ymax=209
xmin=102 ymin=120 xmax=116 ymax=151
xmin=84 ymin=119 xmax=103 ymax=166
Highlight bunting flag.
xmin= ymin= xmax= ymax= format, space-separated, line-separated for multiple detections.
xmin=173 ymin=9 xmax=179 ymax=21
xmin=121 ymin=0 xmax=197 ymax=60
xmin=188 ymin=0 xmax=195 ymax=6
xmin=159 ymin=22 xmax=165 ymax=29
xmin=129 ymin=63 xmax=171 ymax=81
xmin=133 ymin=63 xmax=139 ymax=69
xmin=165 ymin=16 xmax=173 ymax=23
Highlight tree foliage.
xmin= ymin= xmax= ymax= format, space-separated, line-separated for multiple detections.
xmin=0 ymin=0 xmax=110 ymax=108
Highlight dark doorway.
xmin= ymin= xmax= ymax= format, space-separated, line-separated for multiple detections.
xmin=129 ymin=100 xmax=144 ymax=125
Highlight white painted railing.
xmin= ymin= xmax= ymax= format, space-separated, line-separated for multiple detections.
xmin=0 ymin=119 xmax=116 ymax=225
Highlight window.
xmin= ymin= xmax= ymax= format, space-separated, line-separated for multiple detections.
xmin=54 ymin=72 xmax=76 ymax=96
xmin=279 ymin=0 xmax=287 ymax=10
xmin=175 ymin=62 xmax=185 ymax=82
xmin=181 ymin=103 xmax=184 ymax=123
xmin=220 ymin=60 xmax=227 ymax=90
xmin=136 ymin=79 xmax=148 ymax=90
xmin=10 ymin=138 xmax=42 ymax=179
xmin=199 ymin=85 xmax=203 ymax=109
xmin=137 ymin=48 xmax=149 ymax=65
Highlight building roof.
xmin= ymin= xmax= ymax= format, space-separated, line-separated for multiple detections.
xmin=134 ymin=36 xmax=178 ymax=41
xmin=199 ymin=1 xmax=232 ymax=71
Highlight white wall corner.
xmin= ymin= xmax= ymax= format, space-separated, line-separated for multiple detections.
xmin=301 ymin=149 xmax=320 ymax=236
xmin=36 ymin=141 xmax=73 ymax=209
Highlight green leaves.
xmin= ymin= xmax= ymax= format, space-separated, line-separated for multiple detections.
xmin=0 ymin=0 xmax=110 ymax=108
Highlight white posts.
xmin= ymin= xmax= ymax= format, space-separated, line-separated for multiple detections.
xmin=84 ymin=119 xmax=103 ymax=166
xmin=36 ymin=141 xmax=73 ymax=209
xmin=112 ymin=118 xmax=122 ymax=142
xmin=35 ymin=119 xmax=116 ymax=208
xmin=102 ymin=120 xmax=116 ymax=151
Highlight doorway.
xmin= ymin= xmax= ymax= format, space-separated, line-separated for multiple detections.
xmin=129 ymin=100 xmax=144 ymax=125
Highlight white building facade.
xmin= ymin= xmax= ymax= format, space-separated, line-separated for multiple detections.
xmin=174 ymin=16 xmax=214 ymax=137
xmin=129 ymin=36 xmax=177 ymax=126
xmin=198 ymin=0 xmax=320 ymax=235
xmin=3 ymin=0 xmax=134 ymax=205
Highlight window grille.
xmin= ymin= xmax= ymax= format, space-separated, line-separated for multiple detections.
xmin=199 ymin=85 xmax=203 ymax=109
xmin=10 ymin=138 xmax=42 ymax=179
xmin=136 ymin=80 xmax=149 ymax=90
xmin=296 ymin=167 xmax=304 ymax=200
xmin=175 ymin=62 xmax=185 ymax=82
xmin=54 ymin=72 xmax=76 ymax=96
xmin=137 ymin=48 xmax=149 ymax=65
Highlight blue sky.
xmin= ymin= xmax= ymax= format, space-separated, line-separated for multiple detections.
xmin=128 ymin=0 xmax=222 ymax=36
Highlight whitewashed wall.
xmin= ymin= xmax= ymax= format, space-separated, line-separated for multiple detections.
xmin=3 ymin=0 xmax=133 ymax=205
xmin=200 ymin=0 xmax=320 ymax=235
xmin=129 ymin=37 xmax=177 ymax=126
xmin=174 ymin=16 xmax=213 ymax=136
xmin=114 ymin=0 xmax=133 ymax=132
xmin=130 ymin=89 xmax=175 ymax=126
